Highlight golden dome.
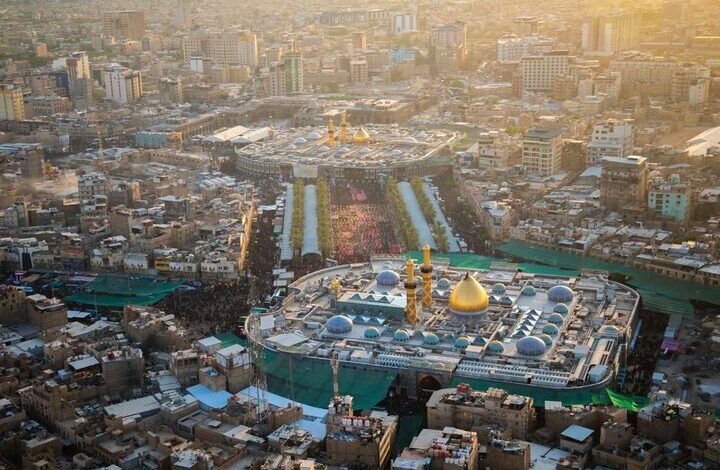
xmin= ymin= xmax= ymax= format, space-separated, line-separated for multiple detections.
xmin=448 ymin=273 xmax=489 ymax=313
xmin=352 ymin=127 xmax=371 ymax=144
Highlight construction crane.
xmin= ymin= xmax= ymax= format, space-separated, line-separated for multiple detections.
xmin=247 ymin=314 xmax=269 ymax=426
xmin=330 ymin=351 xmax=340 ymax=398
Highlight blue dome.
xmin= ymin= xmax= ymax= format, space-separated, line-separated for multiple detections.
xmin=394 ymin=329 xmax=410 ymax=342
xmin=415 ymin=276 xmax=423 ymax=285
xmin=326 ymin=315 xmax=354 ymax=334
xmin=488 ymin=341 xmax=504 ymax=353
xmin=548 ymin=313 xmax=564 ymax=325
xmin=376 ymin=270 xmax=401 ymax=287
xmin=516 ymin=336 xmax=547 ymax=356
xmin=548 ymin=285 xmax=574 ymax=303
xmin=492 ymin=283 xmax=507 ymax=294
xmin=437 ymin=278 xmax=451 ymax=290
xmin=521 ymin=285 xmax=537 ymax=296
xmin=543 ymin=324 xmax=559 ymax=335
xmin=423 ymin=333 xmax=440 ymax=345
xmin=553 ymin=303 xmax=569 ymax=314
xmin=364 ymin=327 xmax=380 ymax=339
xmin=455 ymin=336 xmax=471 ymax=349
xmin=500 ymin=295 xmax=513 ymax=306
xmin=538 ymin=334 xmax=554 ymax=346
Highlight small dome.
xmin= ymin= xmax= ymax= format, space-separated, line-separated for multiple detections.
xmin=547 ymin=313 xmax=564 ymax=325
xmin=394 ymin=329 xmax=410 ymax=342
xmin=487 ymin=341 xmax=505 ymax=353
xmin=437 ymin=278 xmax=451 ymax=290
xmin=423 ymin=332 xmax=440 ymax=345
xmin=538 ymin=334 xmax=554 ymax=346
xmin=415 ymin=131 xmax=428 ymax=140
xmin=516 ymin=336 xmax=547 ymax=356
xmin=492 ymin=283 xmax=506 ymax=294
xmin=352 ymin=127 xmax=371 ymax=144
xmin=449 ymin=273 xmax=489 ymax=314
xmin=287 ymin=144 xmax=297 ymax=150
xmin=543 ymin=324 xmax=559 ymax=335
xmin=455 ymin=336 xmax=471 ymax=349
xmin=293 ymin=137 xmax=307 ymax=145
xmin=326 ymin=315 xmax=353 ymax=334
xmin=548 ymin=285 xmax=574 ymax=303
xmin=319 ymin=145 xmax=330 ymax=152
xmin=307 ymin=131 xmax=322 ymax=139
xmin=521 ymin=285 xmax=537 ymax=296
xmin=364 ymin=327 xmax=380 ymax=339
xmin=391 ymin=149 xmax=403 ymax=156
xmin=553 ymin=303 xmax=569 ymax=314
xmin=499 ymin=295 xmax=513 ymax=306
xmin=376 ymin=270 xmax=400 ymax=287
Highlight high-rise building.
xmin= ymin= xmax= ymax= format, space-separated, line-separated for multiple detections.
xmin=182 ymin=31 xmax=258 ymax=68
xmin=519 ymin=51 xmax=572 ymax=92
xmin=609 ymin=52 xmax=678 ymax=98
xmin=53 ymin=51 xmax=93 ymax=109
xmin=390 ymin=13 xmax=416 ymax=36
xmin=103 ymin=63 xmax=143 ymax=104
xmin=352 ymin=31 xmax=367 ymax=50
xmin=671 ymin=64 xmax=710 ymax=104
xmin=284 ymin=50 xmax=303 ymax=95
xmin=522 ymin=127 xmax=563 ymax=176
xmin=0 ymin=84 xmax=25 ymax=121
xmin=431 ymin=22 xmax=467 ymax=49
xmin=513 ymin=16 xmax=538 ymax=36
xmin=497 ymin=35 xmax=555 ymax=65
xmin=600 ymin=155 xmax=649 ymax=212
xmin=349 ymin=58 xmax=369 ymax=83
xmin=582 ymin=11 xmax=638 ymax=57
xmin=174 ymin=0 xmax=193 ymax=30
xmin=159 ymin=77 xmax=183 ymax=103
xmin=266 ymin=62 xmax=287 ymax=97
xmin=102 ymin=10 xmax=146 ymax=41
xmin=587 ymin=120 xmax=634 ymax=166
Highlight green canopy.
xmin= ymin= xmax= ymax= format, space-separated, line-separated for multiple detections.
xmin=263 ymin=348 xmax=396 ymax=410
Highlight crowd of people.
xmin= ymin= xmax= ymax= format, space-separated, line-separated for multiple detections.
xmin=159 ymin=278 xmax=251 ymax=336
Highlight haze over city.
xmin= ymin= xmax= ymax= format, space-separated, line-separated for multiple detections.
xmin=1 ymin=0 xmax=720 ymax=469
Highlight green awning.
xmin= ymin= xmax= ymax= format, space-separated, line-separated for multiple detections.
xmin=263 ymin=349 xmax=395 ymax=410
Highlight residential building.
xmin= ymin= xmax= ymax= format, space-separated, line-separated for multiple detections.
xmin=519 ymin=51 xmax=572 ymax=92
xmin=497 ymin=35 xmax=555 ymax=65
xmin=587 ymin=120 xmax=634 ymax=166
xmin=352 ymin=31 xmax=367 ymax=49
xmin=393 ymin=427 xmax=478 ymax=470
xmin=600 ymin=155 xmax=649 ymax=212
xmin=283 ymin=50 xmax=303 ymax=95
xmin=582 ymin=11 xmax=638 ymax=56
xmin=349 ymin=58 xmax=369 ymax=83
xmin=325 ymin=395 xmax=398 ymax=469
xmin=103 ymin=63 xmax=143 ymax=104
xmin=78 ymin=173 xmax=110 ymax=203
xmin=102 ymin=10 xmax=146 ymax=40
xmin=671 ymin=64 xmax=710 ymax=104
xmin=182 ymin=31 xmax=258 ymax=68
xmin=431 ymin=22 xmax=466 ymax=50
xmin=0 ymin=84 xmax=25 ymax=120
xmin=390 ymin=13 xmax=416 ymax=36
xmin=522 ymin=128 xmax=563 ymax=176
xmin=609 ymin=52 xmax=678 ymax=98
xmin=427 ymin=385 xmax=535 ymax=440
xmin=648 ymin=175 xmax=692 ymax=223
